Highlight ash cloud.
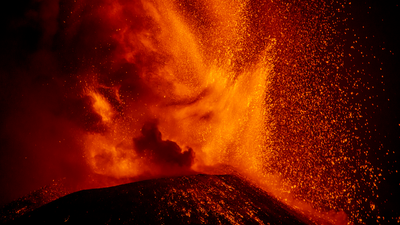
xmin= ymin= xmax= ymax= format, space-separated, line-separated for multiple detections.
xmin=134 ymin=122 xmax=194 ymax=169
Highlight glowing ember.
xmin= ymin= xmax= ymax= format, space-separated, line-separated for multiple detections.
xmin=0 ymin=0 xmax=398 ymax=224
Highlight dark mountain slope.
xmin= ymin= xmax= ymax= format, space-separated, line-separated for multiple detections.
xmin=8 ymin=174 xmax=312 ymax=224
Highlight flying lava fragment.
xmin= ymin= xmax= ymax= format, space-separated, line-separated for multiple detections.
xmin=0 ymin=0 xmax=398 ymax=224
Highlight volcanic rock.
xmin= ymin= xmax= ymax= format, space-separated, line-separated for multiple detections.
xmin=7 ymin=174 xmax=312 ymax=224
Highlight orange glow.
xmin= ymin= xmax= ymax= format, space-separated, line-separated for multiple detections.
xmin=87 ymin=90 xmax=115 ymax=123
xmin=82 ymin=0 xmax=276 ymax=182
xmin=64 ymin=0 xmax=377 ymax=224
xmin=1 ymin=0 xmax=395 ymax=223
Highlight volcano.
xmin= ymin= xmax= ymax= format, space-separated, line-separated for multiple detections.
xmin=1 ymin=0 xmax=399 ymax=224
xmin=3 ymin=174 xmax=315 ymax=225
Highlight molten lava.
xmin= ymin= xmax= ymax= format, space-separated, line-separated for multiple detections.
xmin=1 ymin=0 xmax=398 ymax=224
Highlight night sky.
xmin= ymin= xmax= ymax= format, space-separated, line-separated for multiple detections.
xmin=0 ymin=0 xmax=399 ymax=223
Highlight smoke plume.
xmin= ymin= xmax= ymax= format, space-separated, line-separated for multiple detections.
xmin=134 ymin=122 xmax=194 ymax=171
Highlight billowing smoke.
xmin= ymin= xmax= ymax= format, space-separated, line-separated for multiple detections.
xmin=134 ymin=122 xmax=194 ymax=170
xmin=3 ymin=1 xmax=395 ymax=223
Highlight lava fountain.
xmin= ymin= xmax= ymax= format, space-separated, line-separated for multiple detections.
xmin=1 ymin=0 xmax=398 ymax=224
xmin=73 ymin=0 xmax=349 ymax=223
xmin=79 ymin=0 xmax=275 ymax=181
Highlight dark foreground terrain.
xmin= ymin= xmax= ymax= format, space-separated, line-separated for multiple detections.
xmin=3 ymin=174 xmax=312 ymax=224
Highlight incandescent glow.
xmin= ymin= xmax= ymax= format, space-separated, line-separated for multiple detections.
xmin=77 ymin=0 xmax=354 ymax=223
xmin=82 ymin=0 xmax=276 ymax=182
xmin=2 ymin=0 xmax=396 ymax=224
xmin=88 ymin=90 xmax=115 ymax=123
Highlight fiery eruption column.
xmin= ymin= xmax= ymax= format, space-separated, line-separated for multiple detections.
xmin=82 ymin=0 xmax=274 ymax=180
xmin=1 ymin=0 xmax=398 ymax=224
xmin=75 ymin=0 xmax=354 ymax=223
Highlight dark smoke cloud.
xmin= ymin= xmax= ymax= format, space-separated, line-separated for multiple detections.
xmin=134 ymin=122 xmax=194 ymax=169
